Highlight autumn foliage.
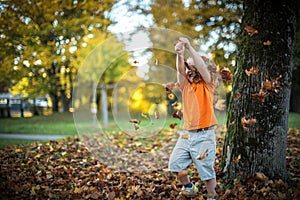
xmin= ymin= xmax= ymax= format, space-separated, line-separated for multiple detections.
xmin=0 ymin=128 xmax=299 ymax=199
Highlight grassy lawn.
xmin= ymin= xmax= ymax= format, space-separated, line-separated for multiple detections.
xmin=0 ymin=111 xmax=299 ymax=148
xmin=288 ymin=112 xmax=300 ymax=128
xmin=0 ymin=112 xmax=77 ymax=135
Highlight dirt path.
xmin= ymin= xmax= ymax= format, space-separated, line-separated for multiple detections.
xmin=0 ymin=133 xmax=68 ymax=140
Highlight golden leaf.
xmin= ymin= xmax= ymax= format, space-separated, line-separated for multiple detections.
xmin=263 ymin=40 xmax=272 ymax=46
xmin=255 ymin=172 xmax=268 ymax=182
xmin=233 ymin=154 xmax=241 ymax=163
xmin=74 ymin=187 xmax=82 ymax=194
xmin=34 ymin=154 xmax=42 ymax=159
xmin=141 ymin=113 xmax=149 ymax=119
xmin=245 ymin=66 xmax=259 ymax=76
xmin=15 ymin=149 xmax=22 ymax=153
xmin=49 ymin=145 xmax=54 ymax=152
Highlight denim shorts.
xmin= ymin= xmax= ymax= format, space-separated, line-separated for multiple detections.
xmin=168 ymin=128 xmax=216 ymax=181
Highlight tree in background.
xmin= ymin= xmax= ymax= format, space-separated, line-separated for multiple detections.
xmin=222 ymin=0 xmax=297 ymax=180
xmin=149 ymin=0 xmax=242 ymax=69
xmin=0 ymin=0 xmax=114 ymax=113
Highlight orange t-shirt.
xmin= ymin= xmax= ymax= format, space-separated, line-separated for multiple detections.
xmin=179 ymin=79 xmax=217 ymax=130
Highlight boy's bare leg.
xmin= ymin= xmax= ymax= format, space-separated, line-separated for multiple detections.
xmin=205 ymin=178 xmax=217 ymax=197
xmin=177 ymin=170 xmax=190 ymax=185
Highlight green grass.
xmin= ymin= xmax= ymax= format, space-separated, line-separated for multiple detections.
xmin=0 ymin=112 xmax=77 ymax=135
xmin=0 ymin=111 xmax=299 ymax=148
xmin=0 ymin=139 xmax=38 ymax=148
xmin=288 ymin=112 xmax=300 ymax=128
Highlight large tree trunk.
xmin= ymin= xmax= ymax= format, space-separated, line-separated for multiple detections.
xmin=222 ymin=0 xmax=297 ymax=180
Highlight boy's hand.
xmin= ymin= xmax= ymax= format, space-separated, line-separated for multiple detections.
xmin=175 ymin=41 xmax=184 ymax=55
xmin=178 ymin=37 xmax=191 ymax=49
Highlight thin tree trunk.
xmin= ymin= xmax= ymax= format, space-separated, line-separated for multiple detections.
xmin=50 ymin=93 xmax=59 ymax=112
xmin=222 ymin=0 xmax=297 ymax=180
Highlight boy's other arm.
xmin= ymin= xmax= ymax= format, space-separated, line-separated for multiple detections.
xmin=179 ymin=38 xmax=211 ymax=83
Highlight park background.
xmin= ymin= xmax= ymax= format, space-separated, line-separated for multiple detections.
xmin=0 ymin=0 xmax=300 ymax=199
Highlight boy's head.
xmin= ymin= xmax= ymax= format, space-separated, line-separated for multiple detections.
xmin=185 ymin=53 xmax=211 ymax=83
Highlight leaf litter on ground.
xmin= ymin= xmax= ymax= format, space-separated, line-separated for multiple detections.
xmin=0 ymin=127 xmax=299 ymax=199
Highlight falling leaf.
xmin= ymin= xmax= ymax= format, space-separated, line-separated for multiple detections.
xmin=252 ymin=75 xmax=282 ymax=103
xmin=263 ymin=40 xmax=272 ymax=46
xmin=154 ymin=111 xmax=160 ymax=119
xmin=197 ymin=149 xmax=208 ymax=160
xmin=134 ymin=124 xmax=139 ymax=130
xmin=171 ymin=102 xmax=178 ymax=108
xmin=172 ymin=110 xmax=183 ymax=120
xmin=141 ymin=113 xmax=149 ymax=119
xmin=245 ymin=66 xmax=259 ymax=76
xmin=229 ymin=121 xmax=235 ymax=126
xmin=261 ymin=75 xmax=282 ymax=93
xmin=220 ymin=67 xmax=232 ymax=82
xmin=241 ymin=117 xmax=257 ymax=126
xmin=244 ymin=25 xmax=258 ymax=36
xmin=252 ymin=92 xmax=268 ymax=103
xmin=233 ymin=154 xmax=241 ymax=163
xmin=129 ymin=119 xmax=141 ymax=124
xmin=214 ymin=99 xmax=226 ymax=111
xmin=169 ymin=123 xmax=178 ymax=129
xmin=162 ymin=82 xmax=176 ymax=94
xmin=234 ymin=91 xmax=241 ymax=99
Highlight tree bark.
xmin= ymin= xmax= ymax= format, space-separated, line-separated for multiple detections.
xmin=222 ymin=0 xmax=297 ymax=180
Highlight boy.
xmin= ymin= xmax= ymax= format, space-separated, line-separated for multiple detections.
xmin=168 ymin=37 xmax=217 ymax=200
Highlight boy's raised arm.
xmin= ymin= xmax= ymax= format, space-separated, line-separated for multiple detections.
xmin=179 ymin=37 xmax=211 ymax=83
xmin=175 ymin=41 xmax=186 ymax=86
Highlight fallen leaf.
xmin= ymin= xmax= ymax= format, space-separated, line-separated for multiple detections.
xmin=255 ymin=172 xmax=268 ymax=182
